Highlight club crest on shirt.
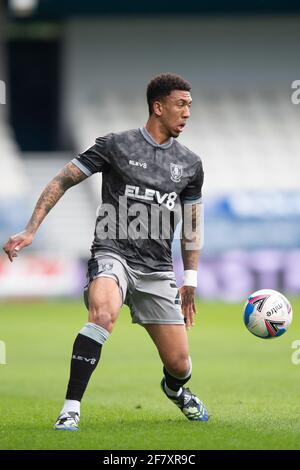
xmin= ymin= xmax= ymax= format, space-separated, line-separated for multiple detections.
xmin=99 ymin=263 xmax=113 ymax=272
xmin=170 ymin=163 xmax=183 ymax=182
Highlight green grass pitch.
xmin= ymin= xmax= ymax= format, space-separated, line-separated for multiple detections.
xmin=0 ymin=298 xmax=299 ymax=450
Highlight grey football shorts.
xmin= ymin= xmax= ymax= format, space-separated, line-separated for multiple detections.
xmin=83 ymin=251 xmax=184 ymax=325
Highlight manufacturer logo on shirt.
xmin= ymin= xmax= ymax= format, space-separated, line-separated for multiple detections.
xmin=129 ymin=160 xmax=147 ymax=169
xmin=170 ymin=163 xmax=183 ymax=182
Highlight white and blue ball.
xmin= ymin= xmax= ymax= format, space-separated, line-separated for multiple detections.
xmin=243 ymin=289 xmax=292 ymax=339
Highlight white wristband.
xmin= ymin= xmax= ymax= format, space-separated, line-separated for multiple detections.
xmin=183 ymin=270 xmax=198 ymax=287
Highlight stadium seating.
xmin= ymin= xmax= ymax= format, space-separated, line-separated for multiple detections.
xmin=2 ymin=16 xmax=300 ymax=299
xmin=69 ymin=90 xmax=300 ymax=196
xmin=0 ymin=108 xmax=31 ymax=238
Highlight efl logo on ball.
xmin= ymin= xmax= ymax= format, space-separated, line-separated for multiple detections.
xmin=243 ymin=289 xmax=293 ymax=339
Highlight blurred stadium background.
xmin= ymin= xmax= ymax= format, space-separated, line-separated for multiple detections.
xmin=1 ymin=0 xmax=300 ymax=302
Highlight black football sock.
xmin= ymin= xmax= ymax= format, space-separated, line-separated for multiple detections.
xmin=66 ymin=323 xmax=109 ymax=401
xmin=163 ymin=359 xmax=192 ymax=393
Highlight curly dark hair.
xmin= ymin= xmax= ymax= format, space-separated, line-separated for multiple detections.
xmin=146 ymin=73 xmax=191 ymax=115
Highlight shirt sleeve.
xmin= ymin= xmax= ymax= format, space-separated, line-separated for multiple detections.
xmin=180 ymin=159 xmax=204 ymax=205
xmin=71 ymin=135 xmax=112 ymax=176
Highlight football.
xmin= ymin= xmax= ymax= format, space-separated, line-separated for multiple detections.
xmin=243 ymin=289 xmax=293 ymax=338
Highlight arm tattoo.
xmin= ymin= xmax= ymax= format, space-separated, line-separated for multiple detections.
xmin=181 ymin=203 xmax=201 ymax=270
xmin=26 ymin=162 xmax=88 ymax=234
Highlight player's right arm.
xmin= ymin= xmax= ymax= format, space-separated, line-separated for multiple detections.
xmin=2 ymin=162 xmax=87 ymax=262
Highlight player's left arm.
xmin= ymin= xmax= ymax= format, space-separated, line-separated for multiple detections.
xmin=179 ymin=156 xmax=204 ymax=329
xmin=180 ymin=202 xmax=201 ymax=329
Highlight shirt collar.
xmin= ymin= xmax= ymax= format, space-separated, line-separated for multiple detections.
xmin=139 ymin=127 xmax=174 ymax=149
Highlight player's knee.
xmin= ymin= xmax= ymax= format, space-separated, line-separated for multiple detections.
xmin=88 ymin=305 xmax=115 ymax=331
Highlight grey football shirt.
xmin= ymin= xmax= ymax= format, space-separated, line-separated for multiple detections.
xmin=71 ymin=127 xmax=204 ymax=273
